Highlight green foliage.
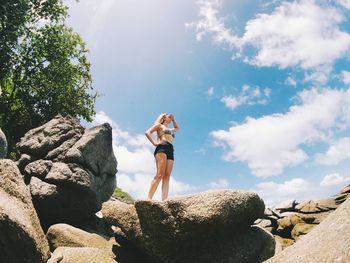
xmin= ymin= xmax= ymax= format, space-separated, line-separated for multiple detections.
xmin=112 ymin=187 xmax=135 ymax=204
xmin=0 ymin=0 xmax=97 ymax=157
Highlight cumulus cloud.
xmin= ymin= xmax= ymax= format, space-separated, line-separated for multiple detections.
xmin=221 ymin=85 xmax=271 ymax=110
xmin=337 ymin=0 xmax=350 ymax=9
xmin=255 ymin=178 xmax=309 ymax=206
xmin=92 ymin=111 xmax=194 ymax=199
xmin=208 ymin=178 xmax=230 ymax=189
xmin=188 ymin=0 xmax=350 ymax=82
xmin=211 ymin=88 xmax=350 ymax=177
xmin=341 ymin=70 xmax=350 ymax=84
xmin=320 ymin=173 xmax=350 ymax=187
xmin=316 ymin=137 xmax=350 ymax=165
xmin=185 ymin=0 xmax=239 ymax=46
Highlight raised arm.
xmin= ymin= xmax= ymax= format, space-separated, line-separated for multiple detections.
xmin=171 ymin=117 xmax=180 ymax=133
xmin=145 ymin=123 xmax=161 ymax=147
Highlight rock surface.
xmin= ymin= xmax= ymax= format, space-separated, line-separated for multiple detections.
xmin=46 ymin=223 xmax=116 ymax=254
xmin=256 ymin=185 xmax=350 ymax=249
xmin=0 ymin=159 xmax=50 ymax=263
xmin=0 ymin=128 xmax=7 ymax=158
xmin=16 ymin=115 xmax=117 ymax=227
xmin=265 ymin=197 xmax=350 ymax=263
xmin=47 ymin=247 xmax=116 ymax=263
xmin=102 ymin=190 xmax=275 ymax=263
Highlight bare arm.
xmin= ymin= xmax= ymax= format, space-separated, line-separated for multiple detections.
xmin=172 ymin=118 xmax=180 ymax=133
xmin=145 ymin=124 xmax=161 ymax=147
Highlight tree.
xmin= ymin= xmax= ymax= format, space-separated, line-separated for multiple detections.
xmin=0 ymin=0 xmax=97 ymax=158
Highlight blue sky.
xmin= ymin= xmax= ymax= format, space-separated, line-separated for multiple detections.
xmin=65 ymin=0 xmax=350 ymax=206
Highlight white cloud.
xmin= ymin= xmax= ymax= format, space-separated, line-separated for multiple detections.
xmin=92 ymin=111 xmax=195 ymax=200
xmin=188 ymin=0 xmax=350 ymax=82
xmin=316 ymin=137 xmax=350 ymax=165
xmin=341 ymin=70 xmax=350 ymax=84
xmin=320 ymin=173 xmax=350 ymax=187
xmin=221 ymin=85 xmax=271 ymax=110
xmin=185 ymin=0 xmax=239 ymax=46
xmin=337 ymin=0 xmax=350 ymax=9
xmin=207 ymin=86 xmax=215 ymax=96
xmin=208 ymin=178 xmax=230 ymax=189
xmin=255 ymin=178 xmax=309 ymax=206
xmin=285 ymin=76 xmax=297 ymax=87
xmin=211 ymin=88 xmax=350 ymax=177
xmin=117 ymin=173 xmax=195 ymax=200
xmin=93 ymin=111 xmax=154 ymax=174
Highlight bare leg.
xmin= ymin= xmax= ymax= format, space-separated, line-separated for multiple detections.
xmin=161 ymin=159 xmax=174 ymax=201
xmin=148 ymin=153 xmax=167 ymax=200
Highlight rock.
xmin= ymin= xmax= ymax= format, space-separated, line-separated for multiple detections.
xmin=298 ymin=211 xmax=331 ymax=224
xmin=257 ymin=219 xmax=273 ymax=228
xmin=102 ymin=190 xmax=275 ymax=263
xmin=25 ymin=159 xmax=53 ymax=179
xmin=274 ymin=236 xmax=295 ymax=250
xmin=275 ymin=200 xmax=298 ymax=213
xmin=295 ymin=198 xmax=338 ymax=213
xmin=291 ymin=222 xmax=315 ymax=240
xmin=64 ymin=124 xmax=118 ymax=177
xmin=16 ymin=115 xmax=117 ymax=227
xmin=0 ymin=128 xmax=7 ymax=158
xmin=337 ymin=184 xmax=350 ymax=195
xmin=46 ymin=223 xmax=116 ymax=256
xmin=0 ymin=159 xmax=50 ymax=263
xmin=16 ymin=115 xmax=84 ymax=158
xmin=276 ymin=215 xmax=304 ymax=237
xmin=334 ymin=193 xmax=349 ymax=205
xmin=47 ymin=247 xmax=116 ymax=263
xmin=265 ymin=197 xmax=350 ymax=263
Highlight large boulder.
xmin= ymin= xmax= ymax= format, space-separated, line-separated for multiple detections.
xmin=265 ymin=197 xmax=350 ymax=263
xmin=0 ymin=159 xmax=50 ymax=263
xmin=102 ymin=190 xmax=276 ymax=263
xmin=46 ymin=223 xmax=116 ymax=254
xmin=0 ymin=128 xmax=7 ymax=158
xmin=16 ymin=115 xmax=117 ymax=227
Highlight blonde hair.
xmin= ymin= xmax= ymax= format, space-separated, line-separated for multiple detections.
xmin=154 ymin=113 xmax=167 ymax=125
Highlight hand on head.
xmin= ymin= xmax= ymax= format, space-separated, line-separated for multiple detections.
xmin=167 ymin=114 xmax=174 ymax=120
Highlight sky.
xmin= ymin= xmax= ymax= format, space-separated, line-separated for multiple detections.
xmin=65 ymin=0 xmax=350 ymax=206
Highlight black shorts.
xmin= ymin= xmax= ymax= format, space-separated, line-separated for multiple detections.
xmin=154 ymin=141 xmax=174 ymax=160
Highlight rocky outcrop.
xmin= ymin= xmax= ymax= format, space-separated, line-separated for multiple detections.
xmin=16 ymin=115 xmax=117 ymax=227
xmin=265 ymin=196 xmax=350 ymax=263
xmin=0 ymin=128 xmax=7 ymax=158
xmin=0 ymin=159 xmax=50 ymax=263
xmin=102 ymin=190 xmax=276 ymax=263
xmin=255 ymin=186 xmax=350 ymax=249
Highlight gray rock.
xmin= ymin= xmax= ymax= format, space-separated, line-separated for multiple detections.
xmin=64 ymin=123 xmax=117 ymax=176
xmin=0 ymin=160 xmax=50 ymax=263
xmin=0 ymin=128 xmax=7 ymax=158
xmin=16 ymin=115 xmax=117 ymax=227
xmin=265 ymin=197 xmax=350 ymax=263
xmin=102 ymin=190 xmax=275 ymax=263
xmin=25 ymin=159 xmax=53 ymax=179
xmin=16 ymin=115 xmax=84 ymax=158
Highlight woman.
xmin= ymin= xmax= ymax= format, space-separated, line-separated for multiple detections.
xmin=145 ymin=113 xmax=180 ymax=201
